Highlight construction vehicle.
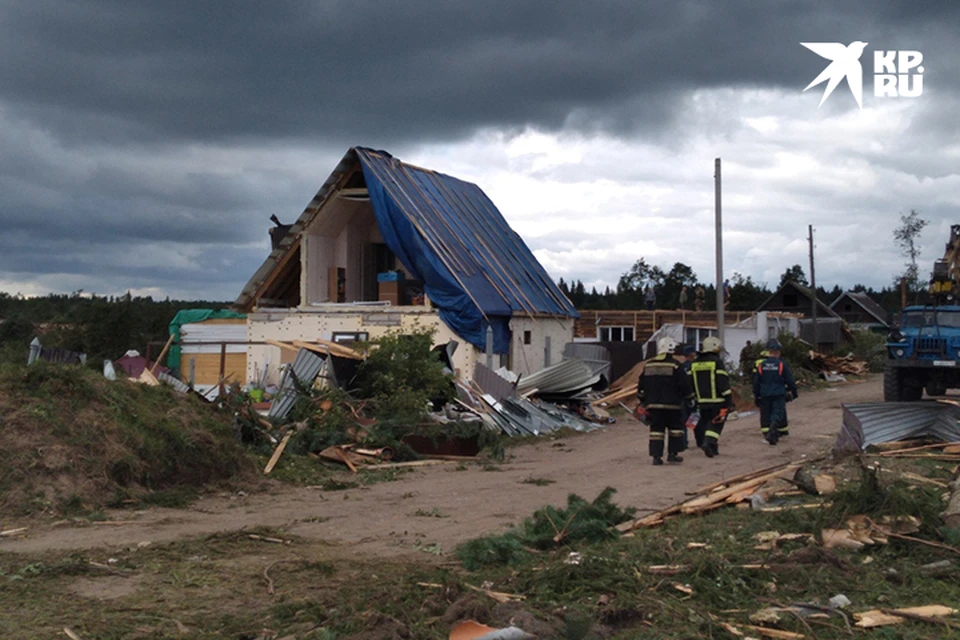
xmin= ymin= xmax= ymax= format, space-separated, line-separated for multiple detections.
xmin=885 ymin=224 xmax=960 ymax=400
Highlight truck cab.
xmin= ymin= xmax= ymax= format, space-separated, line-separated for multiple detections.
xmin=885 ymin=304 xmax=960 ymax=400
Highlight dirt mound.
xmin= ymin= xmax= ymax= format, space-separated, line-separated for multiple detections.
xmin=0 ymin=363 xmax=255 ymax=515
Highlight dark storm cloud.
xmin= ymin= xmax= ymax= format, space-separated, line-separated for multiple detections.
xmin=1 ymin=0 xmax=955 ymax=145
xmin=0 ymin=0 xmax=957 ymax=298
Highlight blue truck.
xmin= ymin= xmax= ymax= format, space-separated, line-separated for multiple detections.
xmin=885 ymin=225 xmax=960 ymax=401
xmin=885 ymin=305 xmax=960 ymax=401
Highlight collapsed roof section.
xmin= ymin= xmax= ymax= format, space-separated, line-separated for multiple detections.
xmin=236 ymin=147 xmax=577 ymax=352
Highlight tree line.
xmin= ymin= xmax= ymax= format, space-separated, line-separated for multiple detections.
xmin=0 ymin=292 xmax=231 ymax=365
xmin=559 ymin=261 xmax=907 ymax=312
xmin=561 ymin=209 xmax=936 ymax=312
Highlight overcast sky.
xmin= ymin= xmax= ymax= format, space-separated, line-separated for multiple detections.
xmin=1 ymin=0 xmax=958 ymax=301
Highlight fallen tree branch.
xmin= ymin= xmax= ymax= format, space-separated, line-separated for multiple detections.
xmin=865 ymin=518 xmax=960 ymax=555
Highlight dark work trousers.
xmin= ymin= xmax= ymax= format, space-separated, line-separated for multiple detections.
xmin=647 ymin=408 xmax=685 ymax=458
xmin=759 ymin=396 xmax=789 ymax=443
xmin=696 ymin=405 xmax=727 ymax=452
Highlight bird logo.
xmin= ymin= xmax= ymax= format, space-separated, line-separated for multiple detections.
xmin=800 ymin=41 xmax=868 ymax=108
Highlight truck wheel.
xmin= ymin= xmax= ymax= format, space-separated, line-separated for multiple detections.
xmin=926 ymin=382 xmax=947 ymax=397
xmin=884 ymin=365 xmax=921 ymax=401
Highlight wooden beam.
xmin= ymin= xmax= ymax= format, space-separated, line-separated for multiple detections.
xmin=150 ymin=333 xmax=176 ymax=374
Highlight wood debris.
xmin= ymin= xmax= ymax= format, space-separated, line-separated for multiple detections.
xmin=808 ymin=350 xmax=866 ymax=375
xmin=263 ymin=431 xmax=293 ymax=475
xmin=617 ymin=461 xmax=808 ymax=532
xmin=854 ymin=605 xmax=958 ymax=628
xmin=822 ymin=514 xmax=921 ymax=550
xmin=0 ymin=527 xmax=28 ymax=537
xmin=463 ymin=583 xmax=525 ymax=604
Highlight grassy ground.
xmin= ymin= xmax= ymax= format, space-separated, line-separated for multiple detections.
xmin=3 ymin=454 xmax=958 ymax=639
xmin=0 ymin=363 xmax=255 ymax=516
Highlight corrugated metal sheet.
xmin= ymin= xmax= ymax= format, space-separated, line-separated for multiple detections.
xmin=473 ymin=361 xmax=516 ymax=402
xmin=516 ymin=358 xmax=600 ymax=396
xmin=268 ymin=349 xmax=326 ymax=420
xmin=563 ymin=343 xmax=611 ymax=381
xmin=836 ymin=402 xmax=960 ymax=453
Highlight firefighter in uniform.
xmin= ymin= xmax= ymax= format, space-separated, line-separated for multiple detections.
xmin=638 ymin=337 xmax=695 ymax=465
xmin=754 ymin=339 xmax=798 ymax=445
xmin=691 ymin=336 xmax=734 ymax=457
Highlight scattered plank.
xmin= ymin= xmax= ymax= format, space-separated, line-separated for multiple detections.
xmin=62 ymin=629 xmax=83 ymax=640
xmin=698 ymin=461 xmax=796 ymax=494
xmin=463 ymin=583 xmax=525 ymax=603
xmin=0 ymin=527 xmax=28 ymax=537
xmin=739 ymin=623 xmax=805 ymax=639
xmin=898 ymin=471 xmax=949 ymax=488
xmin=333 ymin=447 xmax=359 ymax=474
xmin=263 ymin=432 xmax=294 ymax=475
xmin=681 ymin=465 xmax=800 ymax=514
xmin=361 ymin=459 xmax=456 ymax=471
xmin=855 ymin=605 xmax=959 ymax=628
xmin=879 ymin=607 xmax=960 ymax=630
xmin=249 ymin=534 xmax=291 ymax=545
xmin=878 ymin=442 xmax=952 ymax=456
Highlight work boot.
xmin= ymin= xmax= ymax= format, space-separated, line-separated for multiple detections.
xmin=667 ymin=453 xmax=683 ymax=464
xmin=652 ymin=457 xmax=664 ymax=466
xmin=703 ymin=444 xmax=716 ymax=458
xmin=767 ymin=431 xmax=779 ymax=446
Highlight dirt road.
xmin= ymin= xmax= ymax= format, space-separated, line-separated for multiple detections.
xmin=1 ymin=378 xmax=881 ymax=556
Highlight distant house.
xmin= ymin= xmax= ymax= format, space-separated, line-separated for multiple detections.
xmin=756 ymin=280 xmax=848 ymax=351
xmin=830 ymin=291 xmax=891 ymax=331
xmin=235 ymin=147 xmax=578 ymax=384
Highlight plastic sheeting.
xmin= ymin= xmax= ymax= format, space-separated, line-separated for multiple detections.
xmin=357 ymin=148 xmax=577 ymax=353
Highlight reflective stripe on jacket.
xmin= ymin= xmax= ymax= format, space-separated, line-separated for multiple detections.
xmin=691 ymin=353 xmax=733 ymax=406
xmin=638 ymin=353 xmax=694 ymax=410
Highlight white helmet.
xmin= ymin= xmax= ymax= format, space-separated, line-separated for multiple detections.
xmin=657 ymin=337 xmax=678 ymax=355
xmin=701 ymin=336 xmax=723 ymax=353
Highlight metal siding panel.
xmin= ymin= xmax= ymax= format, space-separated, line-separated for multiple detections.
xmin=268 ymin=349 xmax=326 ymax=420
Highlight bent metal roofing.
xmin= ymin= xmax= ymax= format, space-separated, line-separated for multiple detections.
xmin=236 ymin=147 xmax=577 ymax=322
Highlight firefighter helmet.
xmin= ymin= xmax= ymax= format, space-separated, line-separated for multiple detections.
xmin=701 ymin=336 xmax=723 ymax=353
xmin=657 ymin=337 xmax=678 ymax=355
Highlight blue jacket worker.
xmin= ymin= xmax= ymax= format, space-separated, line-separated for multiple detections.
xmin=753 ymin=339 xmax=798 ymax=445
xmin=638 ymin=337 xmax=694 ymax=465
xmin=691 ymin=337 xmax=734 ymax=457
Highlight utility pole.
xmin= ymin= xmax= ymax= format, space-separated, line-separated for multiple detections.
xmin=715 ymin=158 xmax=724 ymax=345
xmin=809 ymin=224 xmax=818 ymax=351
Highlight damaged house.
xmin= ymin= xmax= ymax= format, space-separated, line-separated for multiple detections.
xmin=236 ymin=147 xmax=578 ymax=386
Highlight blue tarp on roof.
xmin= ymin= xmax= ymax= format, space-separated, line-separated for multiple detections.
xmin=356 ymin=148 xmax=578 ymax=353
